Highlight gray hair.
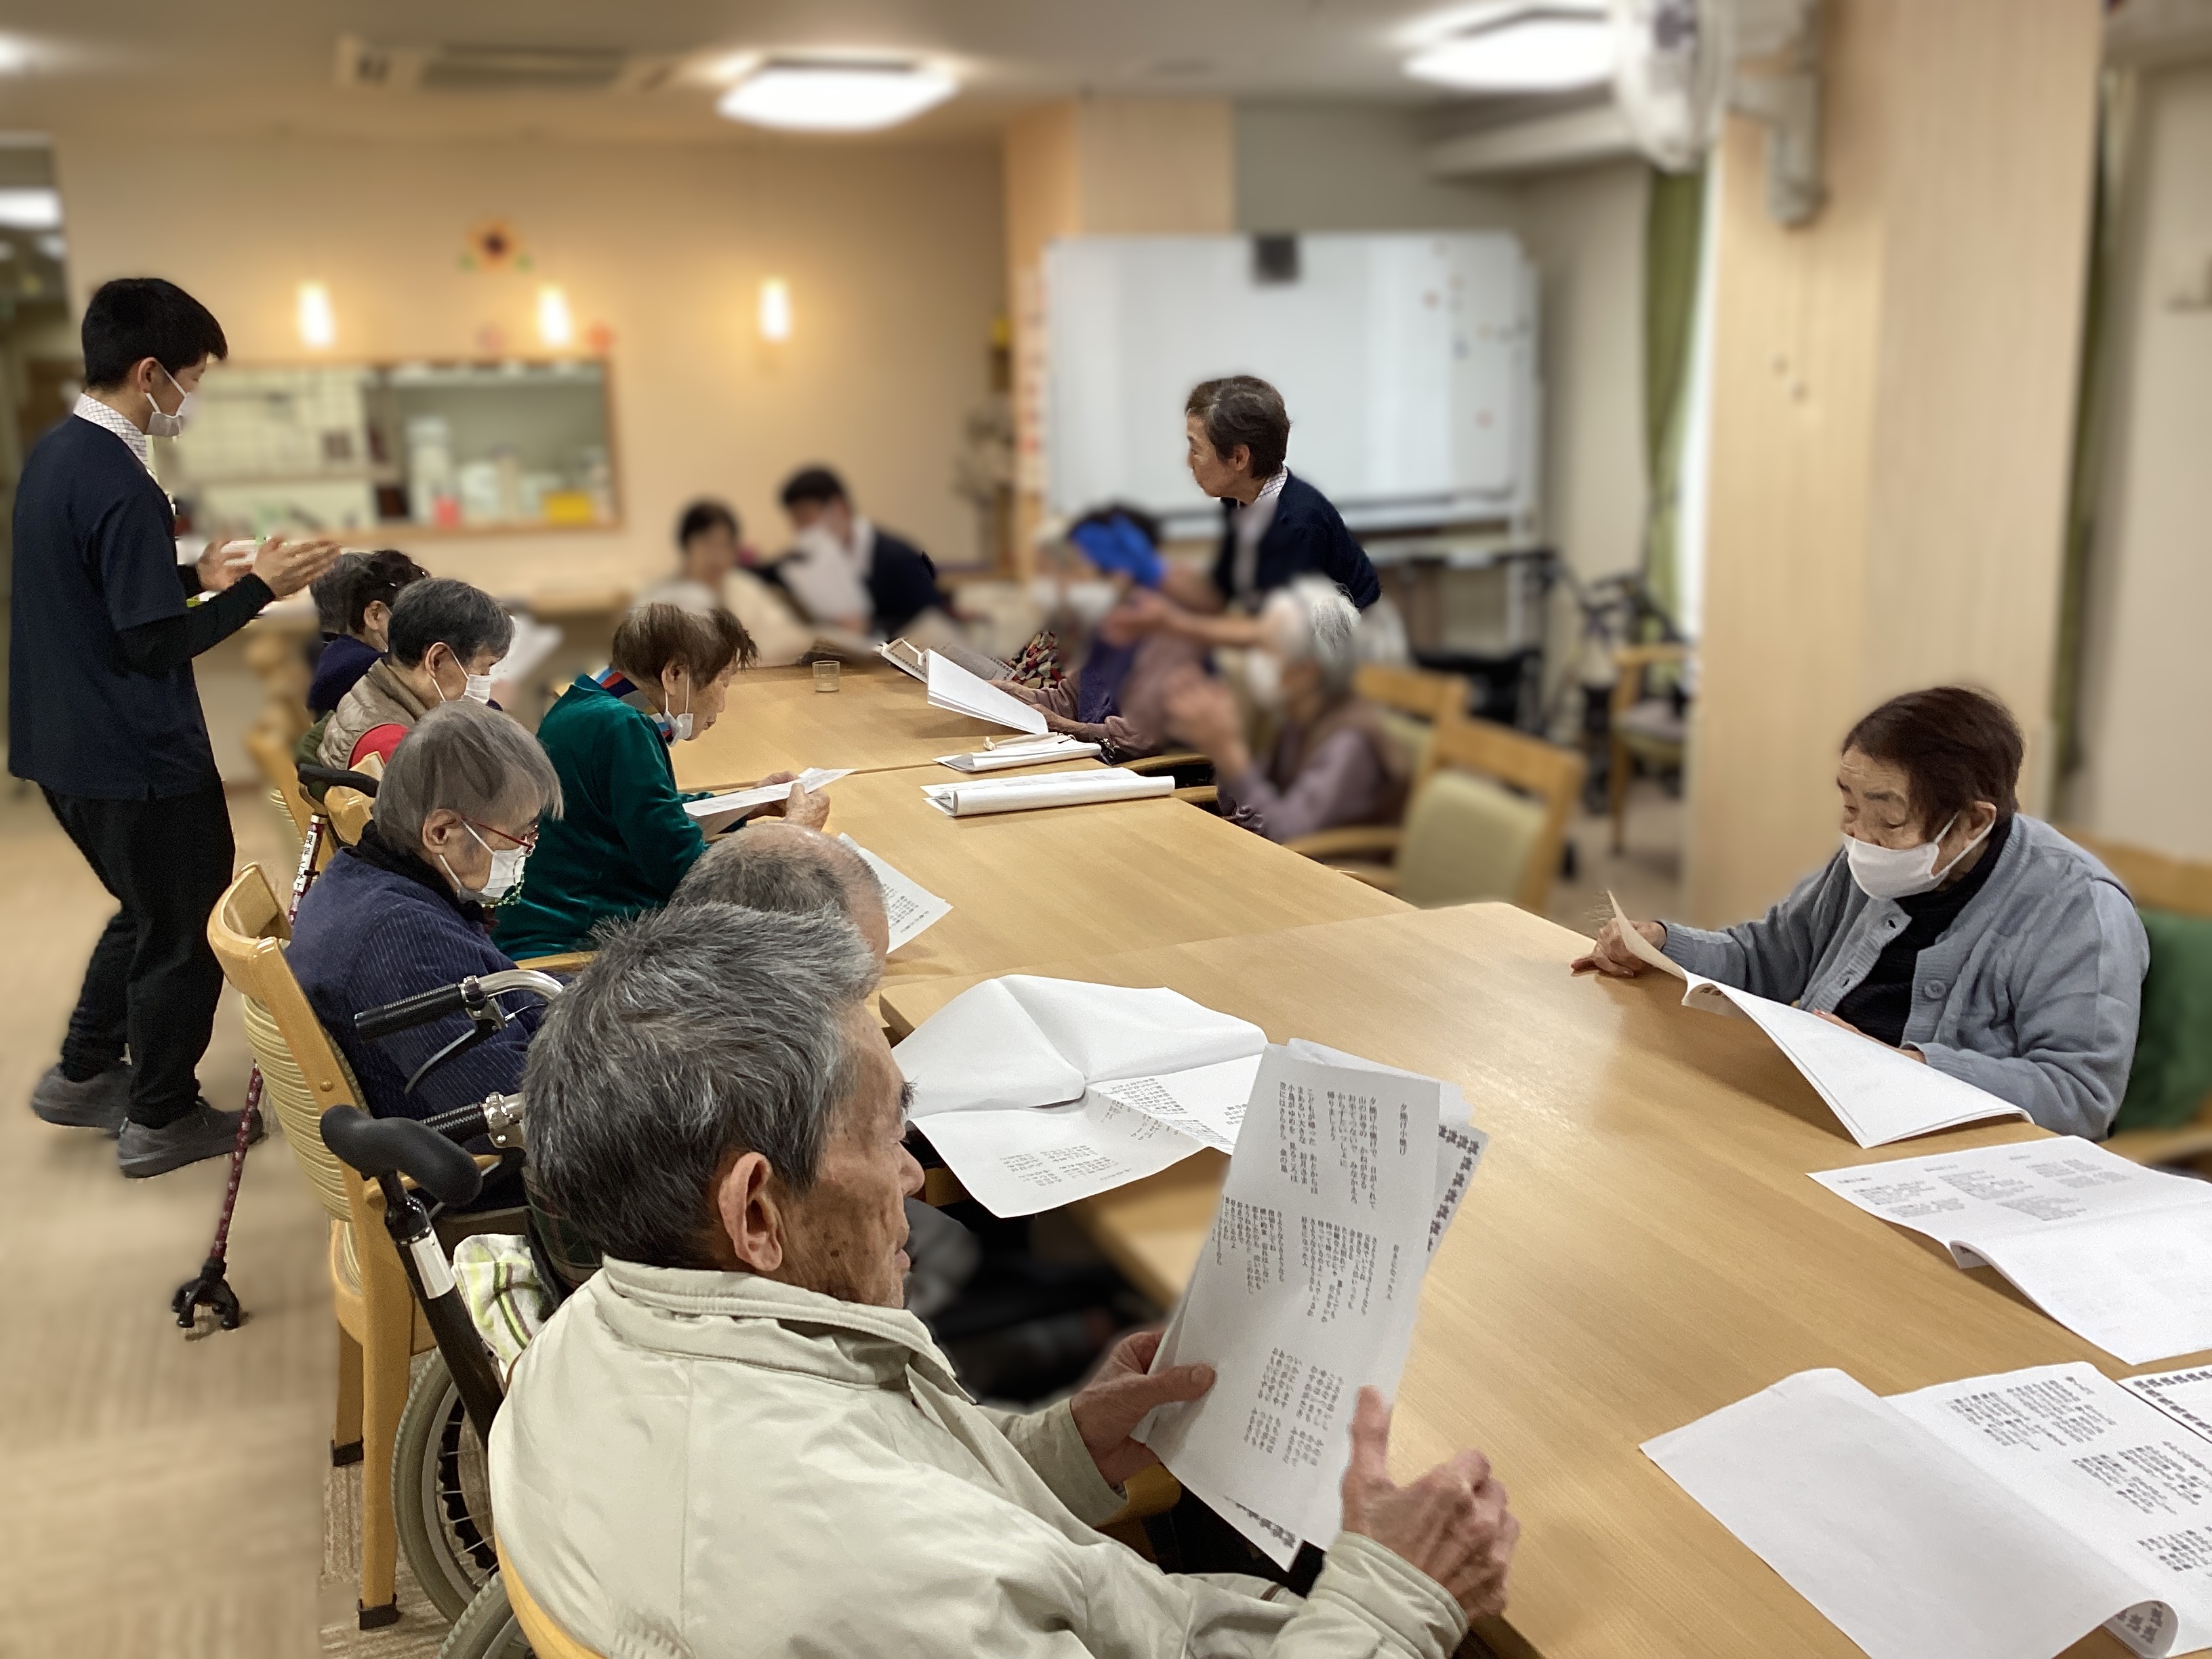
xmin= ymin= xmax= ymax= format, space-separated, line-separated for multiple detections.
xmin=1263 ymin=577 xmax=1361 ymax=699
xmin=525 ymin=902 xmax=882 ymax=1269
xmin=371 ymin=701 xmax=562 ymax=845
xmin=386 ymin=577 xmax=514 ymax=670
xmin=310 ymin=551 xmax=370 ymax=634
xmin=672 ymin=823 xmax=882 ymax=922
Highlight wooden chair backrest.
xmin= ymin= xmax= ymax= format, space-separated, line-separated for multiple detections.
xmin=327 ymin=788 xmax=375 ymax=847
xmin=1611 ymin=642 xmax=1690 ymax=719
xmin=1414 ymin=713 xmax=1586 ymax=912
xmin=1355 ymin=663 xmax=1470 ymax=725
xmin=245 ymin=722 xmax=317 ymax=840
xmin=207 ymin=864 xmax=371 ymax=1230
xmin=2062 ymin=830 xmax=2212 ymax=920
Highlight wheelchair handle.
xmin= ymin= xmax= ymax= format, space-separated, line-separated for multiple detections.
xmin=419 ymin=1091 xmax=527 ymax=1152
xmin=354 ymin=969 xmax=565 ymax=1040
xmin=296 ymin=762 xmax=382 ymax=796
xmin=319 ymin=1105 xmax=485 ymax=1208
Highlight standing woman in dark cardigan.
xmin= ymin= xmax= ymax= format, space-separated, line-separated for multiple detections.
xmin=494 ymin=604 xmax=829 ymax=959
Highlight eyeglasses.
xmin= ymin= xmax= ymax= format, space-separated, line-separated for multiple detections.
xmin=462 ymin=817 xmax=539 ymax=853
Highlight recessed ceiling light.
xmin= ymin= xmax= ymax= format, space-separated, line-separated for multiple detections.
xmin=0 ymin=187 xmax=61 ymax=230
xmin=716 ymin=59 xmax=956 ymax=132
xmin=1405 ymin=7 xmax=1615 ymax=94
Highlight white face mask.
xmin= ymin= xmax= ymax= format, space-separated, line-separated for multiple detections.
xmin=463 ymin=673 xmax=494 ymax=705
xmin=146 ymin=366 xmax=198 ymax=438
xmin=665 ymin=678 xmax=695 ymax=742
xmin=441 ymin=824 xmax=529 ymax=903
xmin=1244 ymin=648 xmax=1285 ymax=712
xmin=1843 ymin=813 xmax=1991 ymax=901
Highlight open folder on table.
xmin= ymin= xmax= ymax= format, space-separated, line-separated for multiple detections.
xmin=925 ymin=651 xmax=1046 ymax=735
xmin=922 ymin=767 xmax=1171 ymax=818
xmin=1604 ymin=892 xmax=2026 ymax=1146
xmin=1645 ymin=1361 xmax=2212 ymax=1659
xmin=892 ymin=976 xmax=1267 ymax=1216
xmin=1134 ymin=1043 xmax=1486 ymax=1568
xmin=684 ymin=766 xmax=851 ymax=821
xmin=936 ymin=733 xmax=1101 ymax=772
xmin=1811 ymin=1136 xmax=2212 ymax=1363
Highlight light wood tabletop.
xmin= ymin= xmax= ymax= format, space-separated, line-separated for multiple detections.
xmin=672 ymin=661 xmax=1035 ymax=788
xmin=880 ymin=903 xmax=2142 ymax=1659
xmin=813 ymin=763 xmax=1405 ymax=990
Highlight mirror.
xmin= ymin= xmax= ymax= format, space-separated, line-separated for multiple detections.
xmin=152 ymin=359 xmax=618 ymax=537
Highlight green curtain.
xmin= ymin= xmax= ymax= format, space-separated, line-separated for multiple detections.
xmin=1641 ymin=165 xmax=1706 ymax=632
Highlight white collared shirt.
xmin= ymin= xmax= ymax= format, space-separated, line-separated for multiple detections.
xmin=73 ymin=392 xmax=154 ymax=476
xmin=1230 ymin=467 xmax=1291 ymax=605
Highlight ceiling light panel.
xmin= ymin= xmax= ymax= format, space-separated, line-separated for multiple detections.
xmin=716 ymin=60 xmax=957 ymax=132
xmin=1405 ymin=7 xmax=1616 ymax=93
xmin=0 ymin=187 xmax=61 ymax=230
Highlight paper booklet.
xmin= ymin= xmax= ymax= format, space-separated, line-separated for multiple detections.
xmin=936 ymin=733 xmax=1101 ymax=772
xmin=922 ymin=767 xmax=1172 ymax=819
xmin=1645 ymin=1361 xmax=2212 ymax=1659
xmin=924 ymin=651 xmax=1048 ymax=735
xmin=1811 ymin=1138 xmax=2212 ymax=1364
xmin=876 ymin=638 xmax=928 ymax=682
xmin=684 ymin=766 xmax=853 ymax=822
xmin=892 ymin=976 xmax=1267 ymax=1216
xmin=1603 ymin=891 xmax=2026 ymax=1146
xmin=1132 ymin=1044 xmax=1486 ymax=1568
xmin=836 ymin=836 xmax=949 ymax=954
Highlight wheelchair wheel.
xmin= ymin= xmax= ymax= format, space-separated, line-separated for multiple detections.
xmin=396 ymin=1351 xmax=499 ymax=1623
xmin=438 ymin=1574 xmax=530 ymax=1659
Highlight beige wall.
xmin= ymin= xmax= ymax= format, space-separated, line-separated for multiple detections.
xmin=1685 ymin=0 xmax=2102 ymax=925
xmin=52 ymin=131 xmax=1006 ymax=598
xmin=1233 ymin=103 xmax=1520 ymax=232
xmin=2068 ymin=60 xmax=2212 ymax=861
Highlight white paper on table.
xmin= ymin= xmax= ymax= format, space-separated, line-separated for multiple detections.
xmin=936 ymin=734 xmax=1101 ymax=773
xmin=1891 ymin=1363 xmax=2212 ymax=1655
xmin=834 ymin=836 xmax=949 ymax=954
xmin=1642 ymin=1367 xmax=2178 ymax=1659
xmin=2127 ymin=1366 xmax=2212 ymax=1446
xmin=1604 ymin=890 xmax=2026 ymax=1147
xmin=684 ymin=766 xmax=853 ymax=821
xmin=893 ymin=977 xmax=1266 ymax=1215
xmin=921 ymin=767 xmax=1172 ymax=818
xmin=1136 ymin=1046 xmax=1448 ymax=1565
xmin=1811 ymin=1139 xmax=2212 ymax=1364
xmin=925 ymin=651 xmax=1047 ymax=735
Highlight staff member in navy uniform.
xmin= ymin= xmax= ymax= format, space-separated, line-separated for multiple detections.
xmin=1126 ymin=374 xmax=1381 ymax=649
xmin=12 ymin=277 xmax=339 ymax=1176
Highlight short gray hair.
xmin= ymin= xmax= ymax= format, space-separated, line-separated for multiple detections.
xmin=672 ymin=823 xmax=882 ymax=922
xmin=311 ymin=551 xmax=370 ymax=634
xmin=525 ymin=903 xmax=882 ymax=1269
xmin=371 ymin=702 xmax=562 ymax=845
xmin=1264 ymin=577 xmax=1361 ymax=699
xmin=387 ymin=577 xmax=514 ymax=669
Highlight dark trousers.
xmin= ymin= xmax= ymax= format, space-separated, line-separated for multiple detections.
xmin=43 ymin=781 xmax=234 ymax=1129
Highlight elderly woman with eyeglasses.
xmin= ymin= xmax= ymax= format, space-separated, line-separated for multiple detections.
xmin=290 ymin=699 xmax=563 ymax=1126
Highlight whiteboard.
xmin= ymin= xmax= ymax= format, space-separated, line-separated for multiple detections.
xmin=1044 ymin=232 xmax=1537 ymax=534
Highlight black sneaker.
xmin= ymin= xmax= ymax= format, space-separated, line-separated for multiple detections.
xmin=117 ymin=1101 xmax=264 ymax=1179
xmin=30 ymin=1062 xmax=132 ymax=1136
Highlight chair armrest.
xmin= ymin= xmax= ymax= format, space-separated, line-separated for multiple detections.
xmin=1172 ymin=785 xmax=1218 ymax=806
xmin=1330 ymin=862 xmax=1401 ymax=894
xmin=1096 ymin=1464 xmax=1183 ymax=1532
xmin=514 ymin=951 xmax=594 ymax=974
xmin=1284 ymin=825 xmax=1404 ymax=862
xmin=1126 ymin=750 xmax=1207 ymax=777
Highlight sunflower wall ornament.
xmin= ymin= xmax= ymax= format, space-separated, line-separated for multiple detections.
xmin=459 ymin=218 xmax=535 ymax=273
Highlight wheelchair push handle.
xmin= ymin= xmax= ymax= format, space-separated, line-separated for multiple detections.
xmin=319 ymin=1105 xmax=485 ymax=1209
xmin=354 ymin=968 xmax=566 ymax=1040
xmin=295 ymin=762 xmax=382 ymax=796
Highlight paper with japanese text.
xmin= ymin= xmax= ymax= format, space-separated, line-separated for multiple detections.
xmin=836 ymin=836 xmax=949 ymax=954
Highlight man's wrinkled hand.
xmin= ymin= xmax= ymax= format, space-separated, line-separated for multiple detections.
xmin=1340 ymin=1387 xmax=1517 ymax=1621
xmin=776 ymin=782 xmax=832 ymax=831
xmin=1067 ymin=1328 xmax=1214 ymax=1488
xmin=194 ymin=539 xmax=257 ymax=594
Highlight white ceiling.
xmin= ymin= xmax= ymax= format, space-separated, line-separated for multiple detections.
xmin=0 ymin=1 xmax=1517 ymax=146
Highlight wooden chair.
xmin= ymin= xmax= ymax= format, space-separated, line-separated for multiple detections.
xmin=244 ymin=720 xmax=320 ymax=847
xmin=2064 ymin=831 xmax=2212 ymax=1168
xmin=1355 ymin=662 xmax=1472 ymax=784
xmin=1288 ymin=711 xmax=1584 ymax=914
xmin=495 ymin=1543 xmax=606 ymax=1659
xmin=1608 ymin=642 xmax=1689 ymax=855
xmin=207 ymin=863 xmax=434 ymax=1631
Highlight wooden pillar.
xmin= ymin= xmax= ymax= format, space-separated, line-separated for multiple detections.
xmin=1684 ymin=0 xmax=2104 ymax=925
xmin=1002 ymin=98 xmax=1234 ymax=577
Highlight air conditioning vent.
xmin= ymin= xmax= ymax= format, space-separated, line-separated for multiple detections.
xmin=334 ymin=34 xmax=680 ymax=95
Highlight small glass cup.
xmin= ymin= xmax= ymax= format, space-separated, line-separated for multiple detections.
xmin=813 ymin=657 xmax=840 ymax=693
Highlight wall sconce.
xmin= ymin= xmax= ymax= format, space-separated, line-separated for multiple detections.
xmin=297 ymin=281 xmax=335 ymax=350
xmin=758 ymin=276 xmax=792 ymax=343
xmin=537 ymin=285 xmax=574 ymax=350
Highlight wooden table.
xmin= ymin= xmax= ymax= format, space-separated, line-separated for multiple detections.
xmin=813 ymin=763 xmax=1404 ymax=991
xmin=880 ymin=903 xmax=2143 ymax=1659
xmin=674 ymin=662 xmax=1035 ymax=788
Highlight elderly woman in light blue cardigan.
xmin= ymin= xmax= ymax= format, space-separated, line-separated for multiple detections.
xmin=1577 ymin=687 xmax=2148 ymax=1139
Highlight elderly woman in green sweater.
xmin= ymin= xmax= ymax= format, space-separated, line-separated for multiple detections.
xmin=494 ymin=603 xmax=829 ymax=959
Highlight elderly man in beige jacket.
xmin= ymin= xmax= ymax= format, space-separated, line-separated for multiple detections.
xmin=491 ymin=903 xmax=1518 ymax=1658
